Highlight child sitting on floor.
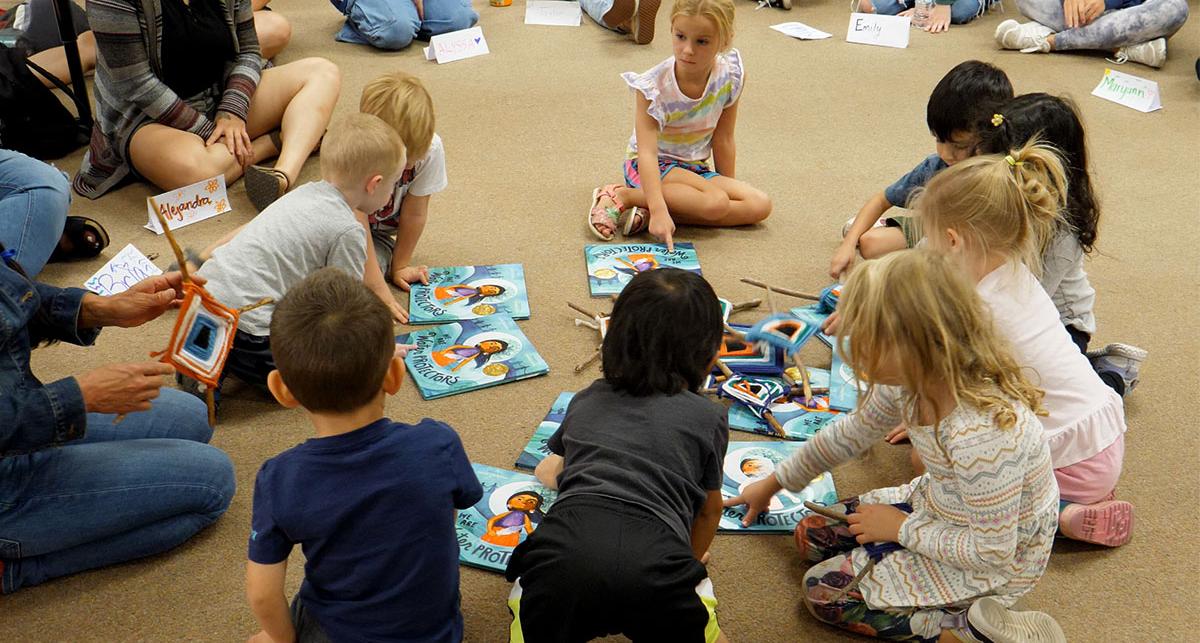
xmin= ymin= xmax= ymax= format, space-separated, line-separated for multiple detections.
xmin=587 ymin=0 xmax=771 ymax=251
xmin=329 ymin=0 xmax=477 ymax=51
xmin=508 ymin=268 xmax=729 ymax=642
xmin=190 ymin=113 xmax=405 ymax=397
xmin=245 ymin=268 xmax=482 ymax=643
xmin=977 ymin=93 xmax=1147 ymax=395
xmin=854 ymin=0 xmax=994 ymax=35
xmin=919 ymin=141 xmax=1133 ymax=547
xmin=727 ymin=249 xmax=1064 ymax=643
xmin=830 ymin=60 xmax=1013 ymax=280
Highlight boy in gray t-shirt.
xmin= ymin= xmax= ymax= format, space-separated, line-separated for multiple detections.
xmin=188 ymin=114 xmax=406 ymax=396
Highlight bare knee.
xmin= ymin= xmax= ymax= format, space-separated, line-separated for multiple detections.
xmin=747 ymin=189 xmax=772 ymax=224
xmin=255 ymin=11 xmax=292 ymax=59
xmin=297 ymin=57 xmax=342 ymax=90
xmin=698 ymin=190 xmax=731 ymax=221
xmin=858 ymin=226 xmax=904 ymax=259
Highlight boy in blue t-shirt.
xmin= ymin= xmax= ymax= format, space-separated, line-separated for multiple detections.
xmin=245 ymin=268 xmax=482 ymax=643
xmin=829 ymin=60 xmax=1014 ymax=280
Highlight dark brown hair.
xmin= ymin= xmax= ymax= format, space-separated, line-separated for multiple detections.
xmin=269 ymin=268 xmax=394 ymax=413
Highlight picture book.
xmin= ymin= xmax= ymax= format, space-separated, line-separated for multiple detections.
xmin=584 ymin=243 xmax=701 ymax=297
xmin=457 ymin=464 xmax=558 ymax=572
xmin=726 ymin=371 xmax=842 ymax=440
xmin=718 ymin=323 xmax=784 ymax=375
xmin=514 ymin=392 xmax=574 ymax=470
xmin=829 ymin=342 xmax=860 ymax=412
xmin=719 ymin=442 xmax=838 ymax=533
xmin=400 ymin=315 xmax=549 ymax=400
xmin=408 ymin=264 xmax=530 ymax=324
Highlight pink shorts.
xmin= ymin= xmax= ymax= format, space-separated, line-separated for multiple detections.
xmin=1054 ymin=434 xmax=1125 ymax=505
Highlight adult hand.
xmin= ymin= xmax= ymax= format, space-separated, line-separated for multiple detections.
xmin=723 ymin=474 xmax=783 ymax=527
xmin=79 ymin=271 xmax=203 ymax=329
xmin=925 ymin=4 xmax=951 ymax=33
xmin=77 ymin=361 xmax=174 ymax=414
xmin=829 ymin=241 xmax=857 ymax=280
xmin=391 ymin=265 xmax=430 ymax=293
xmin=1064 ymin=0 xmax=1104 ymax=28
xmin=846 ymin=504 xmax=908 ymax=544
xmin=207 ymin=113 xmax=253 ymax=168
xmin=647 ymin=206 xmax=675 ymax=253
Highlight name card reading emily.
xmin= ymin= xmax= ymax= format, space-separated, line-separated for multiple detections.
xmin=145 ymin=175 xmax=231 ymax=234
xmin=423 ymin=26 xmax=490 ymax=64
xmin=845 ymin=13 xmax=910 ymax=49
xmin=1091 ymin=68 xmax=1162 ymax=113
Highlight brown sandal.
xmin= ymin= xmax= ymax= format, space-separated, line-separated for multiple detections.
xmin=244 ymin=165 xmax=290 ymax=212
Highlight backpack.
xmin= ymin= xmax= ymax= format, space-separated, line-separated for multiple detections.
xmin=0 ymin=41 xmax=88 ymax=159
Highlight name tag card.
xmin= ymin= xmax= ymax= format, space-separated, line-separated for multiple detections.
xmin=771 ymin=22 xmax=832 ymax=40
xmin=423 ymin=27 xmax=490 ymax=64
xmin=525 ymin=1 xmax=582 ymax=26
xmin=145 ymin=175 xmax=231 ymax=234
xmin=846 ymin=13 xmax=909 ymax=49
xmin=1091 ymin=68 xmax=1162 ymax=113
xmin=84 ymin=243 xmax=163 ymax=296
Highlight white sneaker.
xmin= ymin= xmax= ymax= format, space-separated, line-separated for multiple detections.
xmin=995 ymin=19 xmax=1054 ymax=53
xmin=1112 ymin=38 xmax=1167 ymax=68
xmin=966 ymin=597 xmax=1067 ymax=643
xmin=841 ymin=215 xmax=887 ymax=238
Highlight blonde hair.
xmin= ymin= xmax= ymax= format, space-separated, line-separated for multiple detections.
xmin=837 ymin=249 xmax=1045 ymax=431
xmin=360 ymin=72 xmax=435 ymax=162
xmin=917 ymin=140 xmax=1068 ymax=276
xmin=320 ymin=113 xmax=406 ymax=186
xmin=670 ymin=0 xmax=735 ymax=50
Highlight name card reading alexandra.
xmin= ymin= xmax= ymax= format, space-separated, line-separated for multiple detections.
xmin=145 ymin=175 xmax=231 ymax=234
xmin=845 ymin=13 xmax=909 ymax=49
xmin=1091 ymin=68 xmax=1161 ymax=113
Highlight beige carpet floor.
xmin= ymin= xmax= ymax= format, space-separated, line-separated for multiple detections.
xmin=4 ymin=0 xmax=1199 ymax=639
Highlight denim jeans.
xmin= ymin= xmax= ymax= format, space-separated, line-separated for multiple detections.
xmin=0 ymin=388 xmax=235 ymax=593
xmin=870 ymin=0 xmax=984 ymax=23
xmin=0 ymin=150 xmax=70 ymax=278
xmin=334 ymin=0 xmax=478 ymax=50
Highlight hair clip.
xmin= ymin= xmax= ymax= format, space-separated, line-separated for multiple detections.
xmin=991 ymin=113 xmax=1005 ymax=127
xmin=1004 ymin=155 xmax=1024 ymax=167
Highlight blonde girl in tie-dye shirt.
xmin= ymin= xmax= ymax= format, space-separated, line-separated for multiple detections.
xmin=586 ymin=0 xmax=771 ymax=250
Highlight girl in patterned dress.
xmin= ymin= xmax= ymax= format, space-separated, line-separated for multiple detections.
xmin=586 ymin=0 xmax=771 ymax=249
xmin=727 ymin=250 xmax=1064 ymax=643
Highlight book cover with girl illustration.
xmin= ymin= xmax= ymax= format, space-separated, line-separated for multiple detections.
xmin=721 ymin=370 xmax=842 ymax=440
xmin=514 ymin=392 xmax=574 ymax=470
xmin=457 ymin=464 xmax=558 ymax=572
xmin=719 ymin=442 xmax=837 ymax=533
xmin=829 ymin=344 xmax=860 ymax=412
xmin=408 ymin=264 xmax=531 ymax=324
xmin=400 ymin=315 xmax=549 ymax=399
xmin=584 ymin=243 xmax=701 ymax=296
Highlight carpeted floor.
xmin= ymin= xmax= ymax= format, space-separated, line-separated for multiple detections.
xmin=4 ymin=0 xmax=1199 ymax=640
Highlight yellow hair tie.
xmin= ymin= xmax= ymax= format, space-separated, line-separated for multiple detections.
xmin=991 ymin=113 xmax=1004 ymax=127
xmin=1005 ymin=154 xmax=1024 ymax=167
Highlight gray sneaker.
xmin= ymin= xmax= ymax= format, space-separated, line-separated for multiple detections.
xmin=965 ymin=597 xmax=1067 ymax=643
xmin=1088 ymin=342 xmax=1148 ymax=394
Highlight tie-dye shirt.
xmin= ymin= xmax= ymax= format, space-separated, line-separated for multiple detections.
xmin=622 ymin=49 xmax=745 ymax=164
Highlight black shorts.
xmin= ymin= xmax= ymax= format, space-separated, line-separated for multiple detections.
xmin=505 ymin=495 xmax=720 ymax=643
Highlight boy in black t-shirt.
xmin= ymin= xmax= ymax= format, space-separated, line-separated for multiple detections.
xmin=506 ymin=268 xmax=730 ymax=643
xmin=245 ymin=268 xmax=482 ymax=643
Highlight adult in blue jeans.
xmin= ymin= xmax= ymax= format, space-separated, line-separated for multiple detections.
xmin=0 ymin=251 xmax=235 ymax=593
xmin=0 ymin=150 xmax=109 ymax=278
xmin=331 ymin=0 xmax=478 ymax=50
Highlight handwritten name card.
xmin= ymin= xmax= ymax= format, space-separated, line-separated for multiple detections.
xmin=1091 ymin=68 xmax=1162 ymax=113
xmin=845 ymin=13 xmax=909 ymax=49
xmin=770 ymin=22 xmax=832 ymax=40
xmin=423 ymin=27 xmax=490 ymax=64
xmin=525 ymin=1 xmax=582 ymax=26
xmin=145 ymin=175 xmax=231 ymax=234
xmin=84 ymin=243 xmax=163 ymax=296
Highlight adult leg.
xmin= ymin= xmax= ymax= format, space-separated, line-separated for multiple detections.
xmin=83 ymin=388 xmax=213 ymax=445
xmin=27 ymin=31 xmax=96 ymax=89
xmin=336 ymin=0 xmax=422 ymax=50
xmin=254 ymin=9 xmax=292 ymax=60
xmin=0 ymin=150 xmax=69 ymax=277
xmin=128 ymin=124 xmax=278 ymax=192
xmin=419 ymin=0 xmax=479 ymax=38
xmin=950 ymin=0 xmax=983 ymax=23
xmin=242 ymin=59 xmax=341 ymax=188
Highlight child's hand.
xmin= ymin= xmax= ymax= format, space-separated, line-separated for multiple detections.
xmin=395 ymin=343 xmax=418 ymax=359
xmin=829 ymin=242 xmax=857 ymax=280
xmin=391 ymin=265 xmax=430 ymax=293
xmin=723 ymin=474 xmax=783 ymax=527
xmin=925 ymin=4 xmax=951 ymax=32
xmin=369 ymin=284 xmax=409 ymax=324
xmin=846 ymin=504 xmax=907 ymax=544
xmin=821 ymin=311 xmax=841 ymax=335
xmin=648 ymin=208 xmax=676 ymax=252
xmin=885 ymin=424 xmax=909 ymax=444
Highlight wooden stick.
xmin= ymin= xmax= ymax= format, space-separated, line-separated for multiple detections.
xmin=715 ymin=360 xmax=734 ymax=378
xmin=791 ymin=352 xmax=814 ymax=405
xmin=804 ymin=501 xmax=850 ymax=522
xmin=764 ymin=411 xmax=787 ymax=438
xmin=730 ymin=298 xmax=761 ymax=313
xmin=567 ymin=301 xmax=601 ymax=320
xmin=700 ymin=387 xmax=719 ymax=396
xmin=574 ymin=318 xmax=600 ymax=331
xmin=150 ymin=197 xmax=191 ymax=284
xmin=832 ymin=559 xmax=875 ymax=603
xmin=205 ymin=387 xmax=217 ymax=427
xmin=740 ymin=278 xmax=819 ymax=302
xmin=574 ymin=347 xmax=601 ymax=373
xmin=237 ymin=297 xmax=274 ymax=313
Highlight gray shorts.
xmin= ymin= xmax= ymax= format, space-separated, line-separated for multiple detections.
xmin=370 ymin=226 xmax=395 ymax=275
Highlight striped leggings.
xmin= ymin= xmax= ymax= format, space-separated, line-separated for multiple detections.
xmin=1017 ymin=0 xmax=1189 ymax=50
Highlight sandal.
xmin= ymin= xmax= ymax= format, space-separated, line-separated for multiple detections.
xmin=244 ymin=165 xmax=290 ymax=212
xmin=49 ymin=216 xmax=109 ymax=263
xmin=623 ymin=206 xmax=648 ymax=236
xmin=588 ymin=185 xmax=624 ymax=241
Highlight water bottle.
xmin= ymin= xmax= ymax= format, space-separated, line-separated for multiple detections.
xmin=912 ymin=0 xmax=934 ymax=28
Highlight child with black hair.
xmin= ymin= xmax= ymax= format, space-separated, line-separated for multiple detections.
xmin=507 ymin=267 xmax=729 ymax=642
xmin=978 ymin=93 xmax=1146 ymax=396
xmin=830 ymin=60 xmax=1014 ymax=279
